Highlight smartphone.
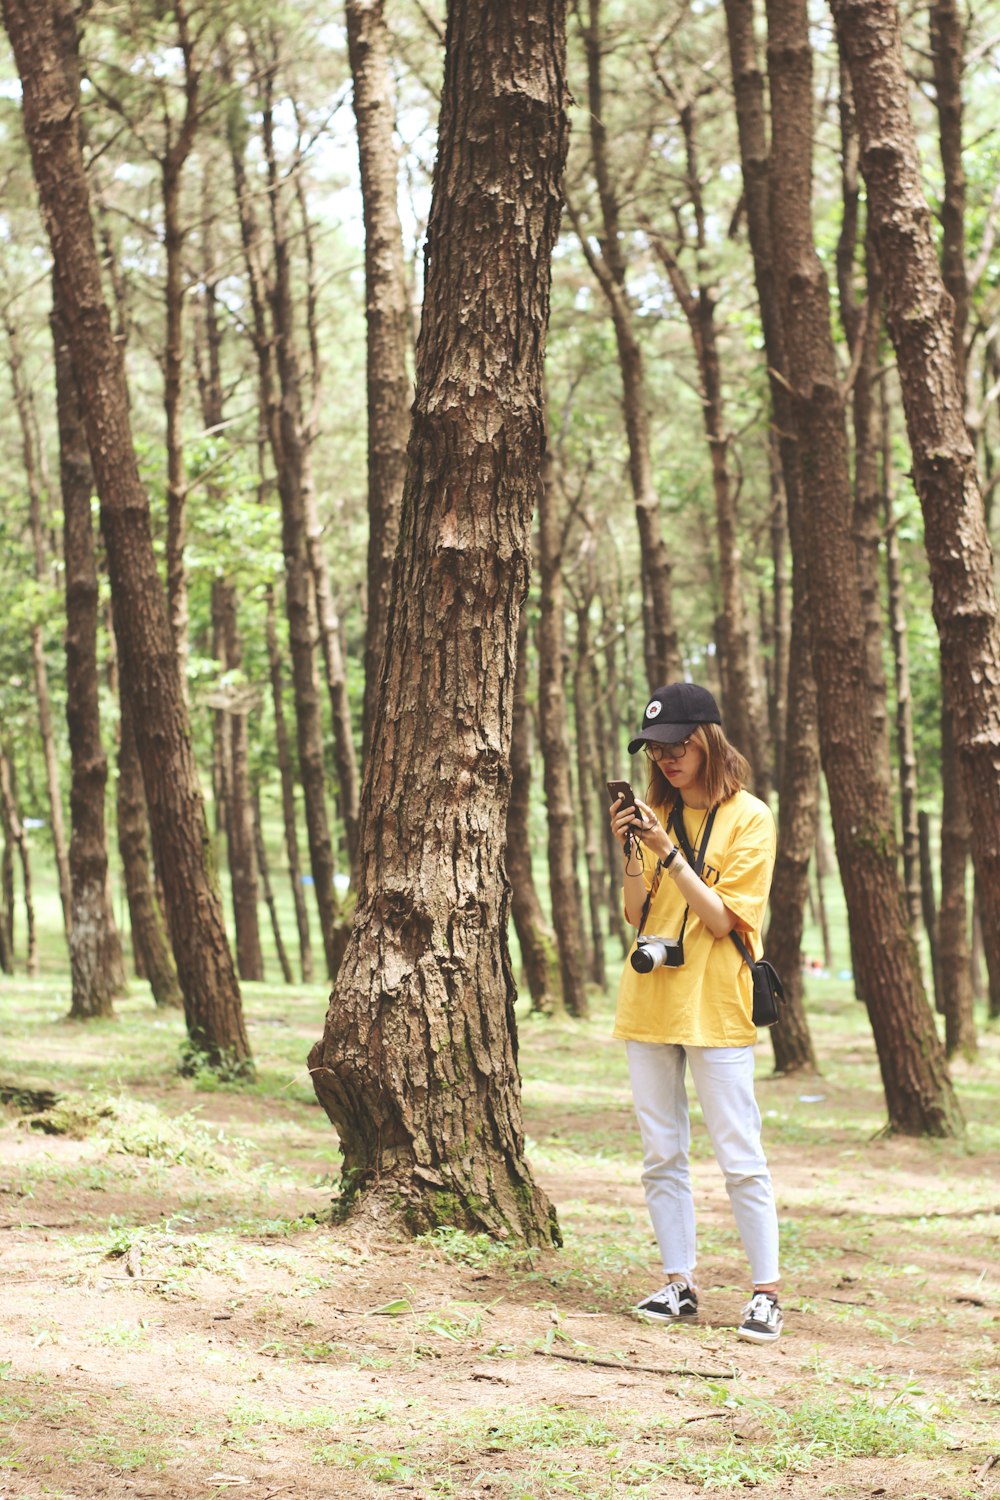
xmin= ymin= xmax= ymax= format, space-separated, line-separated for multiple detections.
xmin=606 ymin=779 xmax=638 ymax=814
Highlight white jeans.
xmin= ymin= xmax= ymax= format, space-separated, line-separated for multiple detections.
xmin=626 ymin=1041 xmax=779 ymax=1287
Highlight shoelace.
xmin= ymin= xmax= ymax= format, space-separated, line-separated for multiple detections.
xmin=648 ymin=1283 xmax=688 ymax=1314
xmin=744 ymin=1292 xmax=778 ymax=1321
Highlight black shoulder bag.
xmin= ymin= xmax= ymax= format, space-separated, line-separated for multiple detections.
xmin=669 ymin=801 xmax=784 ymax=1028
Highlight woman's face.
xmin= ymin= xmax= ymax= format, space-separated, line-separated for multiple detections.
xmin=653 ymin=735 xmax=707 ymax=800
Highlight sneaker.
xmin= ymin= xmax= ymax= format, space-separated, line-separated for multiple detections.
xmin=737 ymin=1291 xmax=783 ymax=1343
xmin=635 ymin=1281 xmax=699 ymax=1322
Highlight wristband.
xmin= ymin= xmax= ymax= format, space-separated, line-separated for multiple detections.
xmin=662 ymin=846 xmax=679 ymax=869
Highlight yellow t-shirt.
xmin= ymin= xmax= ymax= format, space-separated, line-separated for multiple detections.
xmin=613 ymin=789 xmax=777 ymax=1047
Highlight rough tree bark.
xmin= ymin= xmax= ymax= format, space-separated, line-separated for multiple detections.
xmin=346 ymin=0 xmax=412 ymax=764
xmin=252 ymin=790 xmax=294 ymax=986
xmin=5 ymin=0 xmax=252 ymax=1073
xmin=763 ymin=0 xmax=960 ymax=1133
xmin=507 ymin=610 xmax=561 ymax=1014
xmin=832 ymin=0 xmax=1000 ymax=1033
xmin=309 ymin=0 xmax=569 ymax=1242
xmin=53 ymin=298 xmax=126 ymax=1018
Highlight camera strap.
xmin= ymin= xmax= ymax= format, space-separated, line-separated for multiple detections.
xmin=636 ymin=803 xmax=718 ymax=944
xmin=670 ymin=802 xmax=718 ymax=944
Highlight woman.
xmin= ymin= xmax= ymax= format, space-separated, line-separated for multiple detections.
xmin=609 ymin=681 xmax=782 ymax=1343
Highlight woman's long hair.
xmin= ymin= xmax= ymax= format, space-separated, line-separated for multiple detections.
xmin=645 ymin=723 xmax=751 ymax=813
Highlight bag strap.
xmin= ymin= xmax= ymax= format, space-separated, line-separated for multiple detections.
xmin=673 ymin=800 xmax=758 ymax=972
xmin=728 ymin=926 xmax=756 ymax=969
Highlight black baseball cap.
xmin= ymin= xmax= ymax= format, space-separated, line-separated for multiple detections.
xmin=627 ymin=682 xmax=722 ymax=755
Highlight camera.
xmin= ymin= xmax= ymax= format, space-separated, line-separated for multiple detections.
xmin=631 ymin=936 xmax=685 ymax=973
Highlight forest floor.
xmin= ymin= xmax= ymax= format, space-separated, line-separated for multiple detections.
xmin=0 ymin=975 xmax=998 ymax=1500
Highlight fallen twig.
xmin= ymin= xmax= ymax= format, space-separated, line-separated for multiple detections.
xmin=975 ymin=1454 xmax=998 ymax=1485
xmin=533 ymin=1348 xmax=737 ymax=1379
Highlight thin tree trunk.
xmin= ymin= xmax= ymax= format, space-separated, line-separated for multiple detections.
xmin=215 ymin=582 xmax=265 ymax=983
xmin=232 ymin=60 xmax=339 ymax=979
xmin=574 ymin=584 xmax=606 ymax=991
xmin=265 ymin=585 xmax=313 ymax=983
xmin=835 ymin=61 xmax=892 ymax=786
xmin=290 ymin=166 xmax=362 ymax=880
xmin=882 ymin=381 xmax=921 ymax=933
xmin=537 ymin=453 xmax=589 ymax=1018
xmin=309 ymin=0 xmax=569 ymax=1243
xmin=762 ymin=0 xmax=960 ymax=1135
xmin=0 ymin=748 xmax=36 ymax=977
xmin=161 ymin=1 xmax=199 ymax=690
xmin=832 ymin=0 xmax=1000 ymax=1020
xmin=508 ymin=611 xmax=561 ymax=1014
xmin=53 ymin=296 xmax=125 ymax=1018
xmin=346 ymin=0 xmax=411 ymax=764
xmin=116 ymin=691 xmax=182 ymax=1008
xmin=918 ymin=809 xmax=940 ymax=1005
xmin=253 ymin=790 xmax=294 ymax=986
xmin=3 ymin=313 xmax=72 ymax=940
xmin=7 ymin=0 xmax=251 ymax=1073
xmin=197 ymin=237 xmax=264 ymax=984
xmin=722 ymin=0 xmax=817 ymax=1070
xmin=938 ymin=704 xmax=976 ymax=1057
xmin=570 ymin=0 xmax=679 ymax=690
xmin=768 ymin=432 xmax=790 ymax=789
xmin=639 ymin=84 xmax=765 ymax=787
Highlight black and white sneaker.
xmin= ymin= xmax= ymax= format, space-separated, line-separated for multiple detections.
xmin=737 ymin=1291 xmax=783 ymax=1343
xmin=635 ymin=1281 xmax=699 ymax=1322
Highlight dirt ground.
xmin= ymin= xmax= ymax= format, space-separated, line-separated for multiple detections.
xmin=0 ymin=984 xmax=997 ymax=1500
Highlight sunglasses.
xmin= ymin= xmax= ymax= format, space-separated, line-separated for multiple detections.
xmin=644 ymin=738 xmax=693 ymax=764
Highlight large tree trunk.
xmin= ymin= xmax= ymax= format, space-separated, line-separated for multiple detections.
xmin=346 ymin=0 xmax=412 ymax=765
xmin=537 ymin=452 xmax=589 ymax=1017
xmin=831 ymin=0 xmax=1000 ymax=1016
xmin=6 ymin=0 xmax=251 ymax=1074
xmin=309 ymin=0 xmax=569 ymax=1243
xmin=762 ymin=0 xmax=960 ymax=1135
xmin=53 ymin=298 xmax=125 ymax=1018
xmin=507 ymin=611 xmax=561 ymax=1013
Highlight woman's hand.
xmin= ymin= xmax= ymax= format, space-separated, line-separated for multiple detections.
xmin=609 ymin=795 xmax=641 ymax=849
xmin=631 ymin=798 xmax=676 ymax=865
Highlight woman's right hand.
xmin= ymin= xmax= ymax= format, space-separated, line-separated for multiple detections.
xmin=610 ymin=795 xmax=642 ymax=849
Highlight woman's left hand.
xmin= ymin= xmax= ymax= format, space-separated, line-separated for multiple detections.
xmin=632 ymin=799 xmax=677 ymax=865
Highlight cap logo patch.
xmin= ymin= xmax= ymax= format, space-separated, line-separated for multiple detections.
xmin=645 ymin=700 xmax=662 ymax=720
